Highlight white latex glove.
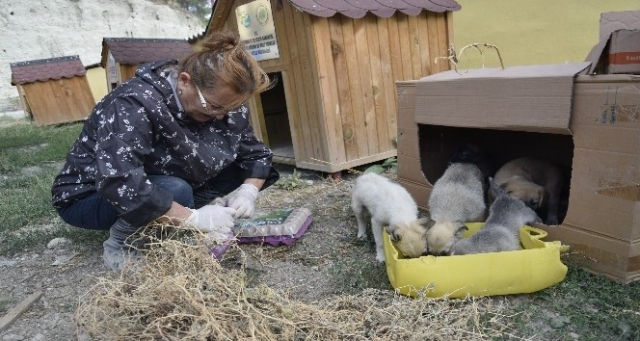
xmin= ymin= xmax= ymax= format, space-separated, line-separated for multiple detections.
xmin=222 ymin=184 xmax=259 ymax=219
xmin=187 ymin=204 xmax=236 ymax=234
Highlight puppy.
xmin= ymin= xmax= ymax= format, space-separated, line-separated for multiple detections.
xmin=426 ymin=163 xmax=487 ymax=256
xmin=351 ymin=173 xmax=432 ymax=262
xmin=493 ymin=157 xmax=563 ymax=225
xmin=450 ymin=178 xmax=542 ymax=255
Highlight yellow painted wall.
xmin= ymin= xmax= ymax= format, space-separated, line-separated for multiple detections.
xmin=86 ymin=66 xmax=108 ymax=104
xmin=453 ymin=0 xmax=639 ymax=68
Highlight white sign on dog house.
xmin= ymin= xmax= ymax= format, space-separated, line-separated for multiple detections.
xmin=236 ymin=0 xmax=280 ymax=62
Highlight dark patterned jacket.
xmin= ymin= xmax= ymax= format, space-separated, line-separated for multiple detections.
xmin=51 ymin=60 xmax=274 ymax=226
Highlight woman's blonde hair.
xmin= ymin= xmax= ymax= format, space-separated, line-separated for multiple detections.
xmin=178 ymin=31 xmax=271 ymax=108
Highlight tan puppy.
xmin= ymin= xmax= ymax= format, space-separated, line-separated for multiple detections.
xmin=388 ymin=218 xmax=434 ymax=259
xmin=493 ymin=157 xmax=563 ymax=225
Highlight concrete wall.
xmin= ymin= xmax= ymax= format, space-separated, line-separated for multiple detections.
xmin=453 ymin=0 xmax=639 ymax=68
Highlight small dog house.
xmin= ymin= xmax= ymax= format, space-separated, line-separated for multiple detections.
xmin=10 ymin=55 xmax=95 ymax=126
xmin=101 ymin=38 xmax=194 ymax=92
xmin=207 ymin=0 xmax=461 ymax=174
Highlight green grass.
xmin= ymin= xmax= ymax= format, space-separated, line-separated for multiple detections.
xmin=0 ymin=121 xmax=81 ymax=174
xmin=0 ymin=120 xmax=94 ymax=255
xmin=500 ymin=263 xmax=640 ymax=341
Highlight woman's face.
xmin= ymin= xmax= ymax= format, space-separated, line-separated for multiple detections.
xmin=177 ymin=72 xmax=244 ymax=122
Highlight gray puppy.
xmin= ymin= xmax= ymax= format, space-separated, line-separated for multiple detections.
xmin=450 ymin=178 xmax=542 ymax=256
xmin=426 ymin=163 xmax=487 ymax=256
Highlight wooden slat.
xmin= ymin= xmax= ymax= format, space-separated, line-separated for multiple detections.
xmin=0 ymin=291 xmax=43 ymax=332
xmin=407 ymin=15 xmax=422 ymax=80
xmin=312 ymin=17 xmax=346 ymax=167
xmin=328 ymin=16 xmax=359 ymax=162
xmin=375 ymin=16 xmax=398 ymax=151
xmin=340 ymin=17 xmax=369 ymax=161
xmin=396 ymin=14 xmax=413 ymax=80
xmin=304 ymin=14 xmax=331 ymax=167
xmin=353 ymin=16 xmax=379 ymax=155
xmin=288 ymin=5 xmax=321 ymax=166
xmin=365 ymin=14 xmax=390 ymax=153
xmin=435 ymin=12 xmax=450 ymax=73
xmin=417 ymin=11 xmax=431 ymax=77
xmin=385 ymin=15 xmax=404 ymax=82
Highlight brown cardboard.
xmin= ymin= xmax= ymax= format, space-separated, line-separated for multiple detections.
xmin=586 ymin=29 xmax=640 ymax=75
xmin=396 ymin=66 xmax=640 ymax=283
xmin=414 ymin=63 xmax=591 ymax=134
xmin=600 ymin=10 xmax=640 ymax=41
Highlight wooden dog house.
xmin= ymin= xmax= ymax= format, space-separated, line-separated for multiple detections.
xmin=10 ymin=55 xmax=95 ymax=126
xmin=208 ymin=0 xmax=461 ymax=173
xmin=101 ymin=38 xmax=194 ymax=92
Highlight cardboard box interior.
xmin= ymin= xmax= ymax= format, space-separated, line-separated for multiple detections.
xmin=396 ymin=63 xmax=640 ymax=283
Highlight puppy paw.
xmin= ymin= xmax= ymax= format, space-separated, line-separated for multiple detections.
xmin=356 ymin=232 xmax=367 ymax=240
xmin=375 ymin=254 xmax=386 ymax=263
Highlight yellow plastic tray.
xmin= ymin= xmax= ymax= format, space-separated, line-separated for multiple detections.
xmin=383 ymin=223 xmax=569 ymax=298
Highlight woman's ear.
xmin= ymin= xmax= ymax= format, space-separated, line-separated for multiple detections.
xmin=177 ymin=72 xmax=191 ymax=86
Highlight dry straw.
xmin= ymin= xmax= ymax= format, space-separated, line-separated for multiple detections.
xmin=75 ymin=225 xmax=516 ymax=341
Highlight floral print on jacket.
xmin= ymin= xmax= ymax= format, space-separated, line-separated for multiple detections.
xmin=52 ymin=59 xmax=274 ymax=226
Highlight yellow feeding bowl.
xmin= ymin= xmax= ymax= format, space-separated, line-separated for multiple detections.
xmin=383 ymin=223 xmax=569 ymax=298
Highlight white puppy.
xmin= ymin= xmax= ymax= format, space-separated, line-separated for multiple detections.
xmin=426 ymin=163 xmax=487 ymax=256
xmin=351 ymin=173 xmax=432 ymax=262
xmin=450 ymin=178 xmax=542 ymax=255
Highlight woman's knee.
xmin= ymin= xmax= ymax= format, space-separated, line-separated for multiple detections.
xmin=148 ymin=175 xmax=194 ymax=208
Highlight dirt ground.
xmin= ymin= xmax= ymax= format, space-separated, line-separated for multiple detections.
xmin=0 ymin=165 xmax=394 ymax=341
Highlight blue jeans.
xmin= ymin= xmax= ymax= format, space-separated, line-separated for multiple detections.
xmin=57 ymin=164 xmax=257 ymax=230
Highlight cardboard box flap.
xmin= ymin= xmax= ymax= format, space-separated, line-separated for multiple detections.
xmin=600 ymin=10 xmax=640 ymax=41
xmin=414 ymin=62 xmax=591 ymax=134
xmin=585 ymin=39 xmax=609 ymax=75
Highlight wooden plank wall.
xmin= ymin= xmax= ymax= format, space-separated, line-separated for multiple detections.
xmin=24 ymin=77 xmax=95 ymax=126
xmin=309 ymin=11 xmax=452 ymax=171
xmin=119 ymin=64 xmax=137 ymax=83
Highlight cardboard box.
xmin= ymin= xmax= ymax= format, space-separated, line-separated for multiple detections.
xmin=396 ymin=63 xmax=640 ymax=283
xmin=586 ymin=29 xmax=640 ymax=75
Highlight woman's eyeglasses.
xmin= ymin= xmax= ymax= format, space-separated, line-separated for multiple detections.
xmin=194 ymin=83 xmax=238 ymax=116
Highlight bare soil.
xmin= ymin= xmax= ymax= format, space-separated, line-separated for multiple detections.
xmin=0 ymin=165 xmax=391 ymax=340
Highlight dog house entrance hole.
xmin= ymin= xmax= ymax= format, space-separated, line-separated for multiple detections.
xmin=261 ymin=72 xmax=294 ymax=165
xmin=418 ymin=124 xmax=574 ymax=225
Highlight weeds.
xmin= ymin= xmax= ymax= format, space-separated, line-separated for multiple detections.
xmin=274 ymin=169 xmax=309 ymax=191
xmin=363 ymin=157 xmax=397 ymax=174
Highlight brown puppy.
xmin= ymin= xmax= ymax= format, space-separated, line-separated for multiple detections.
xmin=493 ymin=157 xmax=563 ymax=225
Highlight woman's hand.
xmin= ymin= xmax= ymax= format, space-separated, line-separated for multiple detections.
xmin=187 ymin=204 xmax=236 ymax=233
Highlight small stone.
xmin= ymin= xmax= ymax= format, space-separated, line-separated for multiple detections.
xmin=46 ymin=238 xmax=71 ymax=250
xmin=568 ymin=332 xmax=580 ymax=339
xmin=30 ymin=334 xmax=45 ymax=341
xmin=2 ymin=334 xmax=25 ymax=341
xmin=0 ymin=260 xmax=17 ymax=267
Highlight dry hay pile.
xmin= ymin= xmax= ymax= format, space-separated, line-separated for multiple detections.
xmin=75 ymin=229 xmax=516 ymax=341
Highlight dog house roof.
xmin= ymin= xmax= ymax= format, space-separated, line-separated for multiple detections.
xmin=10 ymin=55 xmax=86 ymax=85
xmin=101 ymin=38 xmax=193 ymax=67
xmin=288 ymin=0 xmax=461 ymax=18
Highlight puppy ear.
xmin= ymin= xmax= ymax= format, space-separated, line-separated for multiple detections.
xmin=454 ymin=224 xmax=468 ymax=237
xmin=386 ymin=225 xmax=401 ymax=241
xmin=418 ymin=217 xmax=436 ymax=230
